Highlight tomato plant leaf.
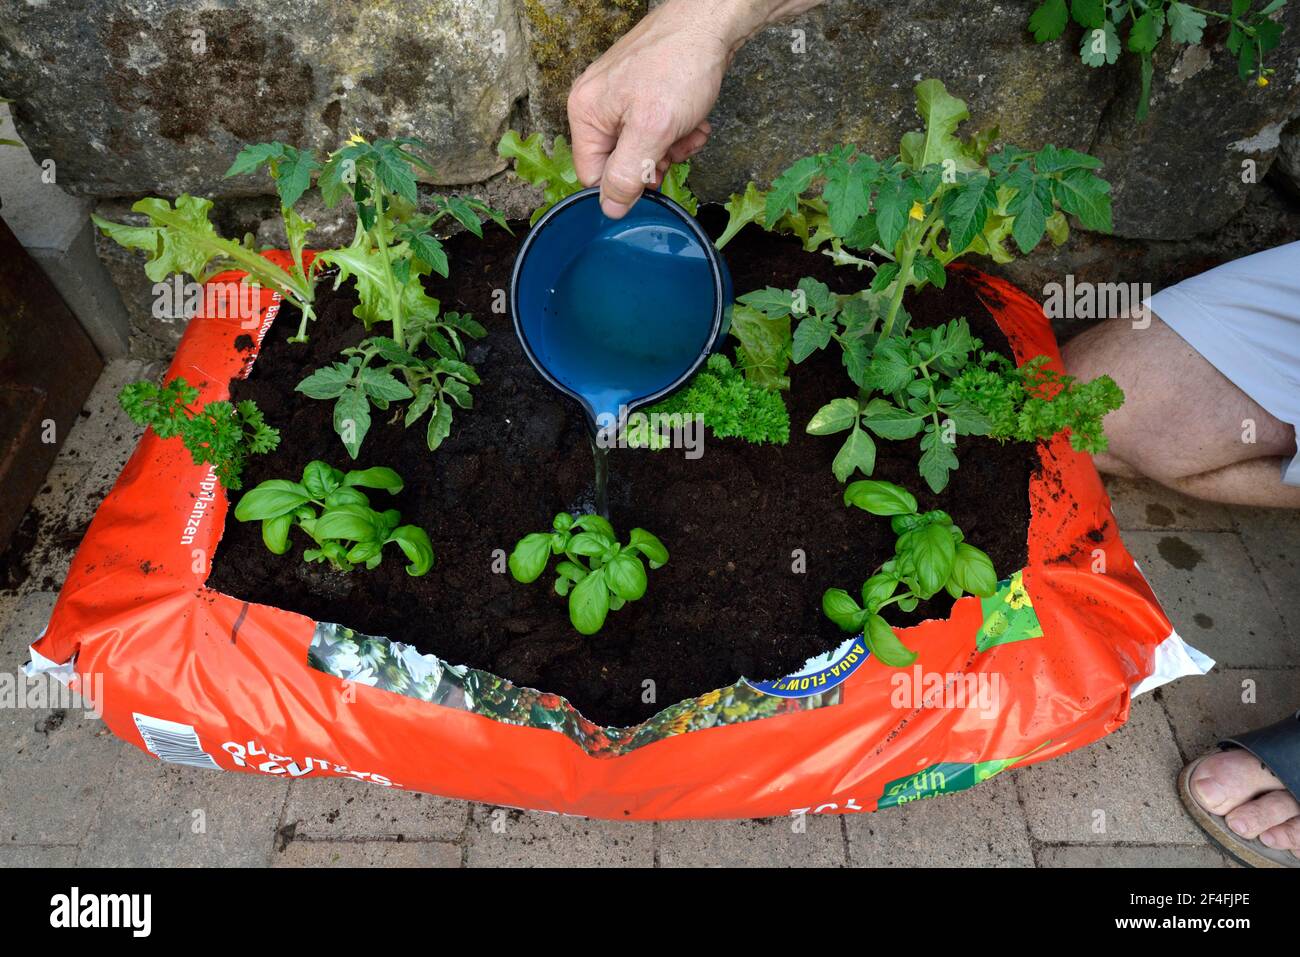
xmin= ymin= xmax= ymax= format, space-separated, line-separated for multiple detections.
xmin=806 ymin=397 xmax=860 ymax=435
xmin=832 ymin=425 xmax=876 ymax=482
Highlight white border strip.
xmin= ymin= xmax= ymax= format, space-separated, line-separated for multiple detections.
xmin=1131 ymin=629 xmax=1215 ymax=697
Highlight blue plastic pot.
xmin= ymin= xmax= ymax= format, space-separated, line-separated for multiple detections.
xmin=510 ymin=186 xmax=732 ymax=432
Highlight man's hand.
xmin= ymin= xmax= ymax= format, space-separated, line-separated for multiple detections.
xmin=567 ymin=0 xmax=823 ymax=218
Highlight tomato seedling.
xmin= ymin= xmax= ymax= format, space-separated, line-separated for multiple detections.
xmin=222 ymin=141 xmax=322 ymax=341
xmin=744 ymin=280 xmax=1124 ymax=491
xmin=290 ymin=134 xmax=504 ymax=457
xmin=295 ymin=310 xmax=485 ymax=458
xmin=317 ymin=135 xmax=506 ymax=349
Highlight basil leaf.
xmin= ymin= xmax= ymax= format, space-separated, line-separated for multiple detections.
xmin=509 ymin=532 xmax=553 ymax=583
xmin=628 ymin=528 xmax=669 ymax=568
xmin=842 ymin=480 xmax=918 ymax=516
xmin=389 ymin=525 xmax=435 ymax=576
xmin=234 ymin=481 xmax=311 ymax=521
xmin=605 ymin=553 xmax=648 ymax=602
xmin=343 ymin=466 xmax=404 ymax=493
xmin=261 ymin=514 xmax=293 ymax=554
xmin=950 ymin=542 xmax=997 ymax=597
xmin=301 ymin=461 xmax=343 ymax=499
xmin=346 ymin=540 xmax=384 ymax=566
xmin=822 ymin=588 xmax=866 ymax=632
xmin=313 ymin=504 xmax=379 ymax=543
xmin=573 ymin=514 xmax=616 ymax=539
xmin=569 ymin=570 xmax=611 ymax=636
xmin=864 ymin=614 xmax=918 ymax=667
xmin=568 ymin=531 xmax=612 ymax=558
xmin=910 ymin=522 xmax=957 ymax=598
xmin=323 ymin=487 xmax=370 ymax=508
xmin=861 ymin=573 xmax=899 ymax=613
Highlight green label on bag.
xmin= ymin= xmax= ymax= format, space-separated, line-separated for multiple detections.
xmin=877 ymin=745 xmax=1047 ymax=808
xmin=976 ymin=570 xmax=1044 ymax=653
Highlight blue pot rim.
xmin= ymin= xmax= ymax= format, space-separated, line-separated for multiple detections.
xmin=509 ymin=186 xmax=728 ymax=427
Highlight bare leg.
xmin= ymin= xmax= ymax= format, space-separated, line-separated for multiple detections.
xmin=1068 ymin=315 xmax=1300 ymax=861
xmin=1062 ymin=316 xmax=1300 ymax=508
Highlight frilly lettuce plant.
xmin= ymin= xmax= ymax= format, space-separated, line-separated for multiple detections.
xmin=93 ymin=192 xmax=319 ymax=340
xmin=497 ymin=130 xmax=698 ymax=222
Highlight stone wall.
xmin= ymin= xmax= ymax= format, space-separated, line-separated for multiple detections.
xmin=2 ymin=0 xmax=1298 ymax=354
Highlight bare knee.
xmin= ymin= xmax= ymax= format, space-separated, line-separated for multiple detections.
xmin=1061 ymin=315 xmax=1294 ymax=484
xmin=1061 ymin=318 xmax=1182 ymax=480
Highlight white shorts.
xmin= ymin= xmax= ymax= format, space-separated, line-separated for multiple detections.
xmin=1146 ymin=240 xmax=1300 ymax=487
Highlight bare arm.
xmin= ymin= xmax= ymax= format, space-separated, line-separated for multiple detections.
xmin=567 ymin=0 xmax=825 ymax=218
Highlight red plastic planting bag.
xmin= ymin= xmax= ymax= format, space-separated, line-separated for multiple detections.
xmin=27 ymin=254 xmax=1210 ymax=819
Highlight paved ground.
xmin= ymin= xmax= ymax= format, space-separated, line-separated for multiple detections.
xmin=1 ymin=359 xmax=1296 ymax=868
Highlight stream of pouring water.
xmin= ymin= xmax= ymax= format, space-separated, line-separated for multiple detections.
xmin=535 ymin=218 xmax=714 ymax=525
xmin=590 ymin=437 xmax=610 ymax=520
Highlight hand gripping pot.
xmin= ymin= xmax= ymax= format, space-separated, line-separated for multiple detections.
xmin=26 ymin=249 xmax=1211 ymax=820
xmin=511 ymin=187 xmax=732 ymax=434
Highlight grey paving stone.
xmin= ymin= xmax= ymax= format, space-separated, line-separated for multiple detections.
xmin=0 ymin=590 xmax=57 ymax=657
xmin=1104 ymin=476 xmax=1237 ymax=532
xmin=273 ymin=839 xmax=460 ymax=868
xmin=78 ymin=745 xmax=289 ymax=867
xmin=283 ymin=777 xmax=468 ymax=842
xmin=464 ymin=806 xmax=653 ymax=868
xmin=2 ymin=359 xmax=158 ymax=602
xmin=0 ymin=591 xmax=58 ymax=664
xmin=658 ymin=815 xmax=846 ymax=868
xmin=1232 ymin=507 xmax=1300 ymax=634
xmin=0 ymin=693 xmax=121 ymax=846
xmin=1157 ymin=667 xmax=1300 ymax=760
xmin=0 ymin=844 xmax=79 ymax=866
xmin=1015 ymin=695 xmax=1206 ymax=845
xmin=1036 ymin=844 xmax=1235 ymax=867
xmin=1124 ymin=530 xmax=1293 ymax=667
xmin=844 ymin=772 xmax=1034 ymax=867
xmin=55 ymin=358 xmax=158 ymax=532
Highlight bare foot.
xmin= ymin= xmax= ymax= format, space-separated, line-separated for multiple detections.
xmin=1190 ymin=749 xmax=1300 ymax=858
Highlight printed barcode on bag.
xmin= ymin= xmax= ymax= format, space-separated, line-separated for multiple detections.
xmin=132 ymin=713 xmax=221 ymax=769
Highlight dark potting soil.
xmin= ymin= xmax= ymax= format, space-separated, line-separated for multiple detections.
xmin=207 ymin=205 xmax=1037 ymax=727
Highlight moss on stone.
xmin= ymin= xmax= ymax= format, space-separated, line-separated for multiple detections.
xmin=522 ymin=0 xmax=645 ymax=126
